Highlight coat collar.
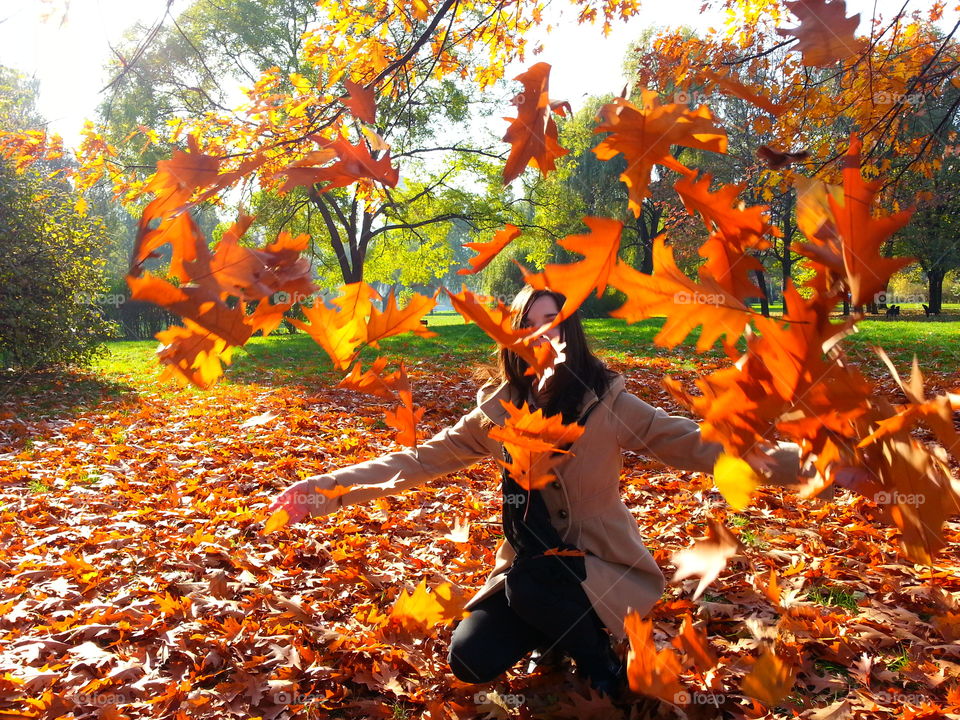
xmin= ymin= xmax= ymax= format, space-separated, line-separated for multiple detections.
xmin=477 ymin=373 xmax=626 ymax=426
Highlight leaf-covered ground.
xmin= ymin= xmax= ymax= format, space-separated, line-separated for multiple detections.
xmin=1 ymin=327 xmax=959 ymax=720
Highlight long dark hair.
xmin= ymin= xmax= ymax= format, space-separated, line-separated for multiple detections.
xmin=497 ymin=286 xmax=614 ymax=423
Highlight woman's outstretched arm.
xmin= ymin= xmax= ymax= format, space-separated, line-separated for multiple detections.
xmin=268 ymin=406 xmax=496 ymax=523
xmin=612 ymin=391 xmax=805 ymax=488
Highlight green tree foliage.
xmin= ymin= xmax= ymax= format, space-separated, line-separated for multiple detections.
xmin=0 ymin=160 xmax=115 ymax=369
xmin=893 ymin=156 xmax=960 ymax=313
xmin=0 ymin=66 xmax=115 ymax=369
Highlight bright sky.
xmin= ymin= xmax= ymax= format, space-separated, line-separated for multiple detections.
xmin=0 ymin=0 xmax=954 ymax=147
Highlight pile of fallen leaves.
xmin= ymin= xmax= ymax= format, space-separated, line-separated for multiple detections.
xmin=1 ymin=355 xmax=958 ymax=720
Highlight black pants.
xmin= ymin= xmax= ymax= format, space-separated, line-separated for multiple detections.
xmin=447 ymin=554 xmax=618 ymax=686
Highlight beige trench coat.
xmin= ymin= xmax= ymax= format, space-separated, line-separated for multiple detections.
xmin=308 ymin=374 xmax=802 ymax=642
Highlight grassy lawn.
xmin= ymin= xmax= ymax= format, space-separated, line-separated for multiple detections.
xmin=93 ymin=312 xmax=958 ymax=390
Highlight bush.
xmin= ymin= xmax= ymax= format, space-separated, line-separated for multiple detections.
xmin=0 ymin=161 xmax=117 ymax=369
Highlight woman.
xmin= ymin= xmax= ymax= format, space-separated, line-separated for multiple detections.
xmin=268 ymin=287 xmax=806 ymax=700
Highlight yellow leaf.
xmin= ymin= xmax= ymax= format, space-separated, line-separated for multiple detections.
xmin=714 ymin=453 xmax=760 ymax=510
xmin=742 ymin=649 xmax=796 ymax=707
xmin=263 ymin=508 xmax=290 ymax=534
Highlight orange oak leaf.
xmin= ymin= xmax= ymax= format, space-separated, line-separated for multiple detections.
xmin=390 ymin=579 xmax=466 ymax=631
xmin=607 ymin=236 xmax=753 ymax=352
xmin=777 ymin=0 xmax=863 ymax=67
xmin=457 ymin=224 xmax=521 ymax=275
xmin=126 ymin=274 xmax=252 ymax=347
xmin=383 ymin=362 xmax=424 ymax=448
xmin=741 ymin=649 xmax=796 ymax=707
xmin=674 ymin=174 xmax=773 ymax=247
xmin=445 ymin=287 xmax=562 ymax=379
xmin=674 ymin=174 xmax=773 ymax=299
xmin=488 ymin=401 xmax=584 ymax=490
xmin=279 ymin=135 xmax=399 ymax=192
xmin=703 ymin=70 xmax=785 ymax=116
xmin=860 ymin=350 xmax=960 ymax=456
xmin=670 ymin=614 xmax=717 ymax=673
xmin=364 ymin=289 xmax=438 ymax=348
xmin=154 ymin=320 xmax=234 ymax=389
xmin=132 ymin=207 xmax=210 ymax=281
xmin=338 ymin=358 xmax=399 ymax=400
xmin=502 ymin=62 xmax=569 ymax=184
xmin=829 ymin=134 xmax=914 ymax=306
xmin=342 ymin=79 xmax=376 ymax=124
xmin=593 ymin=91 xmax=727 ymax=215
xmin=670 ymin=518 xmax=741 ymax=600
xmin=623 ymin=611 xmax=685 ymax=704
xmin=523 ymin=216 xmax=623 ymax=326
xmin=289 ymin=299 xmax=365 ymax=371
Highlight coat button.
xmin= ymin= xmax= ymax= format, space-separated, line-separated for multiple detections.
xmin=558 ymin=509 xmax=568 ymax=519
xmin=551 ymin=480 xmax=561 ymax=489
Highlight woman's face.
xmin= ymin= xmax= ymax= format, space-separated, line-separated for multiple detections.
xmin=520 ymin=294 xmax=563 ymax=347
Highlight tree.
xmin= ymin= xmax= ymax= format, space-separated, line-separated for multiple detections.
xmin=894 ymin=155 xmax=960 ymax=313
xmin=0 ymin=67 xmax=115 ymax=369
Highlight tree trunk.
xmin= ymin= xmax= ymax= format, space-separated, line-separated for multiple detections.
xmin=753 ymin=269 xmax=770 ymax=317
xmin=928 ymin=269 xmax=945 ymax=313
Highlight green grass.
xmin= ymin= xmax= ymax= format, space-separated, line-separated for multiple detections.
xmin=90 ymin=313 xmax=957 ymax=389
xmin=807 ymin=584 xmax=861 ymax=612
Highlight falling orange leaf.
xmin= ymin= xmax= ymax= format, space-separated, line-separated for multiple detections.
xmin=524 ymin=216 xmax=623 ymax=326
xmin=829 ymin=134 xmax=914 ymax=306
xmin=502 ymin=63 xmax=569 ymax=184
xmin=593 ymin=91 xmax=727 ymax=215
xmin=624 ymin=611 xmax=685 ymax=704
xmin=342 ymin=79 xmax=376 ymax=124
xmin=457 ymin=224 xmax=521 ymax=275
xmin=670 ymin=518 xmax=741 ymax=600
xmin=777 ymin=0 xmax=863 ymax=67
xmin=741 ymin=649 xmax=796 ymax=707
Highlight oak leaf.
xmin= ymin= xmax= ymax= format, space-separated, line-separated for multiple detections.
xmin=593 ymin=91 xmax=727 ymax=215
xmin=342 ymin=79 xmax=376 ymax=124
xmin=777 ymin=0 xmax=862 ymax=67
xmin=457 ymin=224 xmax=521 ymax=275
xmin=382 ymin=363 xmax=424 ymax=448
xmin=623 ymin=611 xmax=685 ymax=704
xmin=524 ymin=216 xmax=623 ymax=326
xmin=488 ymin=401 xmax=584 ymax=490
xmin=607 ymin=236 xmax=752 ymax=352
xmin=502 ymin=63 xmax=569 ymax=184
xmin=829 ymin=134 xmax=914 ymax=306
xmin=670 ymin=518 xmax=741 ymax=600
xmin=741 ymin=649 xmax=796 ymax=707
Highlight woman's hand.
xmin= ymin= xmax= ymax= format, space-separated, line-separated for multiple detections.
xmin=267 ymin=475 xmax=343 ymax=524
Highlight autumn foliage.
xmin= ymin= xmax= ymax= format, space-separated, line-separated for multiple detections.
xmin=2 ymin=0 xmax=959 ymax=715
